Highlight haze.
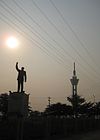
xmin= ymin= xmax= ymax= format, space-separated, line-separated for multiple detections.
xmin=0 ymin=0 xmax=100 ymax=111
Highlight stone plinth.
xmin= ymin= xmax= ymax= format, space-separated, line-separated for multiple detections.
xmin=8 ymin=92 xmax=29 ymax=118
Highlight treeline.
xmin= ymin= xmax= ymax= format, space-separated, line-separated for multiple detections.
xmin=0 ymin=93 xmax=100 ymax=140
xmin=1 ymin=93 xmax=100 ymax=119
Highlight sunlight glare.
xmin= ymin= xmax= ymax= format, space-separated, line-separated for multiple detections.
xmin=6 ymin=36 xmax=19 ymax=48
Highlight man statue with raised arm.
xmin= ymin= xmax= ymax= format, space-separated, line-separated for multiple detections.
xmin=16 ymin=62 xmax=27 ymax=93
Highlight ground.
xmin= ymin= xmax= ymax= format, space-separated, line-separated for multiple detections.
xmin=60 ymin=130 xmax=100 ymax=140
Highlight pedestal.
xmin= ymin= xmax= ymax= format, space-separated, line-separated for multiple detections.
xmin=8 ymin=92 xmax=29 ymax=140
xmin=8 ymin=92 xmax=29 ymax=118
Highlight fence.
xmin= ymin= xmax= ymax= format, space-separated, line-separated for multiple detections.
xmin=23 ymin=117 xmax=100 ymax=139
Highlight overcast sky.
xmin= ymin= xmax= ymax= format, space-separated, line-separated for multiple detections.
xmin=0 ymin=0 xmax=100 ymax=111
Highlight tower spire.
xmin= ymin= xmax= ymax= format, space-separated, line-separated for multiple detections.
xmin=70 ymin=62 xmax=79 ymax=96
xmin=73 ymin=62 xmax=76 ymax=76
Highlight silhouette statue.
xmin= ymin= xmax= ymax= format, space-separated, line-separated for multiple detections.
xmin=16 ymin=62 xmax=27 ymax=93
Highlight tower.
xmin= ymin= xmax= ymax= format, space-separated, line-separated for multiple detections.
xmin=70 ymin=62 xmax=79 ymax=97
xmin=70 ymin=62 xmax=79 ymax=117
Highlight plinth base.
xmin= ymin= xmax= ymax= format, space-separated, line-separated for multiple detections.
xmin=8 ymin=91 xmax=29 ymax=118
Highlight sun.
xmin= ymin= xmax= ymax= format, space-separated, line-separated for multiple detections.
xmin=6 ymin=36 xmax=19 ymax=48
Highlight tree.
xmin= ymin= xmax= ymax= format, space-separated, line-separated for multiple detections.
xmin=67 ymin=95 xmax=93 ymax=118
xmin=44 ymin=102 xmax=73 ymax=117
xmin=28 ymin=110 xmax=42 ymax=120
xmin=0 ymin=93 xmax=8 ymax=118
xmin=93 ymin=102 xmax=100 ymax=118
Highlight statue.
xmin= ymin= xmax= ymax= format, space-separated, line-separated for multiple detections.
xmin=16 ymin=62 xmax=27 ymax=93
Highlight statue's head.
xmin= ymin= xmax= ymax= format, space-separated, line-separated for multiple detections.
xmin=21 ymin=67 xmax=24 ymax=70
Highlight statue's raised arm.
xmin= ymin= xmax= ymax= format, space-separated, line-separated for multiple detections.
xmin=16 ymin=62 xmax=20 ymax=72
xmin=24 ymin=71 xmax=27 ymax=82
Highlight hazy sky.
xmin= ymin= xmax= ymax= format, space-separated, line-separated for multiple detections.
xmin=0 ymin=0 xmax=100 ymax=111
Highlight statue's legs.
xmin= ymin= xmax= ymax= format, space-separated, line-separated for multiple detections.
xmin=21 ymin=81 xmax=24 ymax=93
xmin=17 ymin=80 xmax=24 ymax=93
xmin=18 ymin=80 xmax=20 ymax=92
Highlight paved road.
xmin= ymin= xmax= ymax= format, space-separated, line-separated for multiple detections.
xmin=43 ymin=130 xmax=100 ymax=140
xmin=60 ymin=130 xmax=100 ymax=140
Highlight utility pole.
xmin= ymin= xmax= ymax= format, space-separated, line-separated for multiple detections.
xmin=48 ymin=97 xmax=51 ymax=108
xmin=70 ymin=62 xmax=79 ymax=118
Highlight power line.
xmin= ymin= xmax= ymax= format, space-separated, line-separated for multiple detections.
xmin=31 ymin=0 xmax=100 ymax=79
xmin=49 ymin=0 xmax=100 ymax=74
xmin=1 ymin=0 xmax=74 ymax=70
xmin=12 ymin=0 xmax=75 ymax=62
xmin=0 ymin=12 xmax=97 ymax=85
xmin=0 ymin=1 xmax=99 ymax=83
xmin=0 ymin=14 xmax=99 ymax=95
xmin=12 ymin=0 xmax=99 ymax=80
xmin=0 ymin=9 xmax=71 ymax=69
xmin=13 ymin=0 xmax=100 ymax=82
xmin=14 ymin=0 xmax=97 ymax=79
xmin=0 ymin=1 xmax=71 ymax=68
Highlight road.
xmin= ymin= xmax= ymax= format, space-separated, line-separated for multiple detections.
xmin=60 ymin=130 xmax=100 ymax=140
